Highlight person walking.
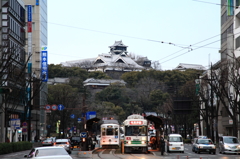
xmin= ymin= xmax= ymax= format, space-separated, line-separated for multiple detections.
xmin=160 ymin=135 xmax=165 ymax=155
xmin=18 ymin=135 xmax=21 ymax=142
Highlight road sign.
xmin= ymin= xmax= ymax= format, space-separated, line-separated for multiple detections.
xmin=22 ymin=128 xmax=27 ymax=135
xmin=86 ymin=111 xmax=96 ymax=120
xmin=45 ymin=105 xmax=51 ymax=110
xmin=58 ymin=104 xmax=64 ymax=111
xmin=70 ymin=114 xmax=75 ymax=119
xmin=80 ymin=132 xmax=87 ymax=138
xmin=77 ymin=118 xmax=81 ymax=122
xmin=10 ymin=119 xmax=20 ymax=130
xmin=51 ymin=104 xmax=57 ymax=111
xmin=22 ymin=122 xmax=28 ymax=127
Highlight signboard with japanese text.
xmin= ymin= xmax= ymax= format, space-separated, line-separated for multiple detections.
xmin=41 ymin=46 xmax=48 ymax=82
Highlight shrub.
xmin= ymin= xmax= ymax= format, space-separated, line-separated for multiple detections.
xmin=0 ymin=141 xmax=33 ymax=155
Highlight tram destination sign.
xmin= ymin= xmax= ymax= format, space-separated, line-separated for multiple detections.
xmin=129 ymin=121 xmax=143 ymax=125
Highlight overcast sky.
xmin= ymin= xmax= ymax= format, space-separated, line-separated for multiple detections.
xmin=47 ymin=0 xmax=220 ymax=70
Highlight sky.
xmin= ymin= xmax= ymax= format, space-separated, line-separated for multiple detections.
xmin=47 ymin=0 xmax=221 ymax=70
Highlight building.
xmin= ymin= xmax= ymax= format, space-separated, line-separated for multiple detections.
xmin=218 ymin=0 xmax=240 ymax=138
xmin=23 ymin=0 xmax=48 ymax=141
xmin=61 ymin=41 xmax=151 ymax=79
xmin=0 ymin=0 xmax=27 ymax=143
xmin=174 ymin=63 xmax=206 ymax=71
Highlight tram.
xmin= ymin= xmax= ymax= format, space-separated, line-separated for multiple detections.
xmin=100 ymin=119 xmax=120 ymax=149
xmin=123 ymin=114 xmax=148 ymax=153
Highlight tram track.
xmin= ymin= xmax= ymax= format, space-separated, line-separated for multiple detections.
xmin=94 ymin=148 xmax=124 ymax=159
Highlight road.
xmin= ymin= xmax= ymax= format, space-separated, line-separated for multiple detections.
xmin=1 ymin=144 xmax=240 ymax=159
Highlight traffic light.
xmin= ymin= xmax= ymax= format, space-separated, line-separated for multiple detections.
xmin=0 ymin=87 xmax=12 ymax=94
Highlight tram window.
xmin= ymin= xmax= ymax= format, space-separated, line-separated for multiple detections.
xmin=107 ymin=128 xmax=113 ymax=135
xmin=125 ymin=126 xmax=132 ymax=136
xmin=102 ymin=128 xmax=106 ymax=136
xmin=114 ymin=128 xmax=118 ymax=135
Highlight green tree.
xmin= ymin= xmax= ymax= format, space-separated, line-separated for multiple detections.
xmin=47 ymin=84 xmax=80 ymax=137
xmin=95 ymin=85 xmax=129 ymax=106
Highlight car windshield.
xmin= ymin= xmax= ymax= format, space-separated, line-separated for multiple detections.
xmin=56 ymin=142 xmax=67 ymax=144
xmin=34 ymin=148 xmax=69 ymax=157
xmin=125 ymin=126 xmax=147 ymax=136
xmin=72 ymin=137 xmax=80 ymax=141
xmin=223 ymin=137 xmax=239 ymax=144
xmin=198 ymin=139 xmax=213 ymax=144
xmin=169 ymin=137 xmax=182 ymax=142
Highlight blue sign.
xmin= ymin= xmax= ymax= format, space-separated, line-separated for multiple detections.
xmin=86 ymin=111 xmax=96 ymax=120
xmin=28 ymin=5 xmax=32 ymax=22
xmin=36 ymin=0 xmax=39 ymax=5
xmin=70 ymin=114 xmax=75 ymax=119
xmin=77 ymin=118 xmax=81 ymax=122
xmin=58 ymin=104 xmax=64 ymax=111
xmin=41 ymin=46 xmax=48 ymax=82
xmin=80 ymin=132 xmax=87 ymax=138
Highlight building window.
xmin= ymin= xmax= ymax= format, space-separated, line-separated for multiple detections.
xmin=236 ymin=36 xmax=240 ymax=49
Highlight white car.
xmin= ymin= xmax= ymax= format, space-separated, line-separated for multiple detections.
xmin=24 ymin=146 xmax=72 ymax=159
xmin=54 ymin=139 xmax=72 ymax=154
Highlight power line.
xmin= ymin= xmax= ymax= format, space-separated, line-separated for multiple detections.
xmin=33 ymin=18 xmax=220 ymax=51
xmin=160 ymin=31 xmax=240 ymax=64
xmin=158 ymin=34 xmax=220 ymax=61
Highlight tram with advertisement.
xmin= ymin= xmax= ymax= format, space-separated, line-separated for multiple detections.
xmin=100 ymin=119 xmax=120 ymax=148
xmin=123 ymin=114 xmax=148 ymax=153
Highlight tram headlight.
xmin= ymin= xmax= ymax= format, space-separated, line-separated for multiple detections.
xmin=127 ymin=141 xmax=131 ymax=144
xmin=141 ymin=141 xmax=146 ymax=144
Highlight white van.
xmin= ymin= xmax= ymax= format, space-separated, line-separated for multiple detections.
xmin=167 ymin=134 xmax=184 ymax=153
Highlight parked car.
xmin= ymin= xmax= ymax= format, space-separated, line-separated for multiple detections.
xmin=23 ymin=146 xmax=72 ymax=159
xmin=70 ymin=136 xmax=81 ymax=149
xmin=54 ymin=139 xmax=72 ymax=154
xmin=219 ymin=136 xmax=240 ymax=154
xmin=194 ymin=138 xmax=216 ymax=154
xmin=42 ymin=138 xmax=54 ymax=146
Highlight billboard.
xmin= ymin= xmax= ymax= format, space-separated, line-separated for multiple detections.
xmin=41 ymin=46 xmax=48 ymax=82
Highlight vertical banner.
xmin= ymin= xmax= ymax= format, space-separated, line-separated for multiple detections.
xmin=227 ymin=0 xmax=234 ymax=16
xmin=41 ymin=46 xmax=48 ymax=82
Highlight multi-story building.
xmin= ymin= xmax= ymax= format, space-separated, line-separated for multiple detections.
xmin=217 ymin=0 xmax=240 ymax=138
xmin=23 ymin=0 xmax=48 ymax=141
xmin=0 ymin=0 xmax=26 ymax=142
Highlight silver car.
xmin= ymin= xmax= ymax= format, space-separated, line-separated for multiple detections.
xmin=54 ymin=139 xmax=72 ymax=154
xmin=219 ymin=136 xmax=240 ymax=154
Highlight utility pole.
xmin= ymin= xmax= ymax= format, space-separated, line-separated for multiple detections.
xmin=210 ymin=63 xmax=214 ymax=142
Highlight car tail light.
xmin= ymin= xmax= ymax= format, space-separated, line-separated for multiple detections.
xmin=53 ymin=142 xmax=56 ymax=146
xmin=67 ymin=142 xmax=70 ymax=145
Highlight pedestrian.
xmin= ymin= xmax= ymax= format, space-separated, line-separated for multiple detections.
xmin=18 ymin=135 xmax=21 ymax=141
xmin=91 ymin=133 xmax=98 ymax=150
xmin=160 ymin=135 xmax=165 ymax=155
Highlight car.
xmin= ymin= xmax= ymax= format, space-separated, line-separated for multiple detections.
xmin=194 ymin=138 xmax=216 ymax=154
xmin=219 ymin=136 xmax=240 ymax=154
xmin=70 ymin=136 xmax=81 ymax=149
xmin=41 ymin=138 xmax=54 ymax=146
xmin=23 ymin=146 xmax=72 ymax=159
xmin=167 ymin=134 xmax=184 ymax=153
xmin=54 ymin=139 xmax=72 ymax=154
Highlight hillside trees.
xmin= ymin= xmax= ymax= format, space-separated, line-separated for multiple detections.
xmin=47 ymin=84 xmax=80 ymax=137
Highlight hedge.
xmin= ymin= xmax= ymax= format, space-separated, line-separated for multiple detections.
xmin=0 ymin=141 xmax=32 ymax=155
